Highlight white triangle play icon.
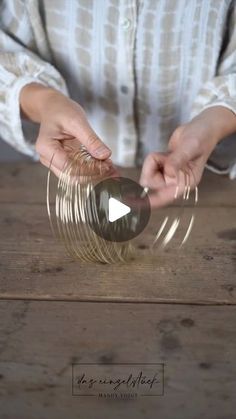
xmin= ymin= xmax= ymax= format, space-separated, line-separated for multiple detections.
xmin=108 ymin=197 xmax=131 ymax=223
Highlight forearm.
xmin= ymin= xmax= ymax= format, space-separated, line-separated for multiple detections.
xmin=19 ymin=82 xmax=59 ymax=124
xmin=193 ymin=106 xmax=236 ymax=144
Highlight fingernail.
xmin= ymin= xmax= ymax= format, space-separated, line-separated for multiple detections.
xmin=94 ymin=146 xmax=111 ymax=157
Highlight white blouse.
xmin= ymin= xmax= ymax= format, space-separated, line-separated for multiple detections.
xmin=0 ymin=0 xmax=236 ymax=178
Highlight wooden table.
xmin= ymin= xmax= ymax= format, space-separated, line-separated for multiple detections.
xmin=0 ymin=162 xmax=235 ymax=418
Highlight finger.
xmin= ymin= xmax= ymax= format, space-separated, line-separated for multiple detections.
xmin=148 ymin=165 xmax=197 ymax=208
xmin=38 ymin=137 xmax=112 ymax=177
xmin=66 ymin=113 xmax=111 ymax=160
xmin=145 ymin=172 xmax=166 ymax=189
xmin=148 ymin=182 xmax=185 ymax=208
xmin=104 ymin=163 xmax=120 ymax=178
xmin=140 ymin=153 xmax=167 ymax=189
xmin=59 ymin=138 xmax=119 ymax=177
xmin=40 ymin=148 xmax=118 ymax=183
xmin=36 ymin=137 xmax=69 ymax=172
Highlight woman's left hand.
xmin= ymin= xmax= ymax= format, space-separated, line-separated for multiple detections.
xmin=139 ymin=108 xmax=225 ymax=208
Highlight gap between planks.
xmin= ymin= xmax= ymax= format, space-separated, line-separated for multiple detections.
xmin=0 ymin=295 xmax=236 ymax=306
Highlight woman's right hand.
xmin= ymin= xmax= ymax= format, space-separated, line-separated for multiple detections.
xmin=20 ymin=83 xmax=112 ymax=177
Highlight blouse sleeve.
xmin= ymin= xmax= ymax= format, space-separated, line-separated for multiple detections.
xmin=0 ymin=0 xmax=69 ymax=159
xmin=190 ymin=2 xmax=236 ymax=117
xmin=190 ymin=1 xmax=236 ymax=179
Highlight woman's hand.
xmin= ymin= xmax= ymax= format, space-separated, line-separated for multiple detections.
xmin=20 ymin=83 xmax=112 ymax=177
xmin=140 ymin=106 xmax=236 ymax=208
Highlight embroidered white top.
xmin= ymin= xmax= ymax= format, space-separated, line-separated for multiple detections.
xmin=0 ymin=0 xmax=236 ymax=177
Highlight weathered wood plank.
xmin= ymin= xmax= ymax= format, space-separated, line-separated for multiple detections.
xmin=0 ymin=204 xmax=235 ymax=304
xmin=0 ymin=162 xmax=235 ymax=206
xmin=0 ymin=300 xmax=236 ymax=419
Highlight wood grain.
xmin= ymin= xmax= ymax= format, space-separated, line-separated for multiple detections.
xmin=0 ymin=162 xmax=236 ymax=418
xmin=0 ymin=202 xmax=235 ymax=304
xmin=0 ymin=300 xmax=236 ymax=419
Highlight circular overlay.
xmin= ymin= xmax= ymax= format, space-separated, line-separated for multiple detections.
xmin=86 ymin=177 xmax=151 ymax=242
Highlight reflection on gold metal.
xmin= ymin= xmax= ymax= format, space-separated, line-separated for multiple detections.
xmin=152 ymin=165 xmax=198 ymax=250
xmin=47 ymin=146 xmax=133 ymax=263
xmin=46 ymin=147 xmax=198 ymax=263
xmin=153 ymin=216 xmax=169 ymax=245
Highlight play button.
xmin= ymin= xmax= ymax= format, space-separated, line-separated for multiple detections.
xmin=108 ymin=197 xmax=131 ymax=222
xmin=86 ymin=177 xmax=150 ymax=242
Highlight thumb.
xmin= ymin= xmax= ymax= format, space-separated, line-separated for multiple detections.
xmin=161 ymin=151 xmax=190 ymax=191
xmin=68 ymin=112 xmax=111 ymax=160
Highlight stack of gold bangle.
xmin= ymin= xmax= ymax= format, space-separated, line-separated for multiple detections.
xmin=47 ymin=146 xmax=133 ymax=263
xmin=46 ymin=146 xmax=198 ymax=264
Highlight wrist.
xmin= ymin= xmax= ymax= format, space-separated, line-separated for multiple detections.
xmin=193 ymin=106 xmax=236 ymax=145
xmin=20 ymin=82 xmax=59 ymax=123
